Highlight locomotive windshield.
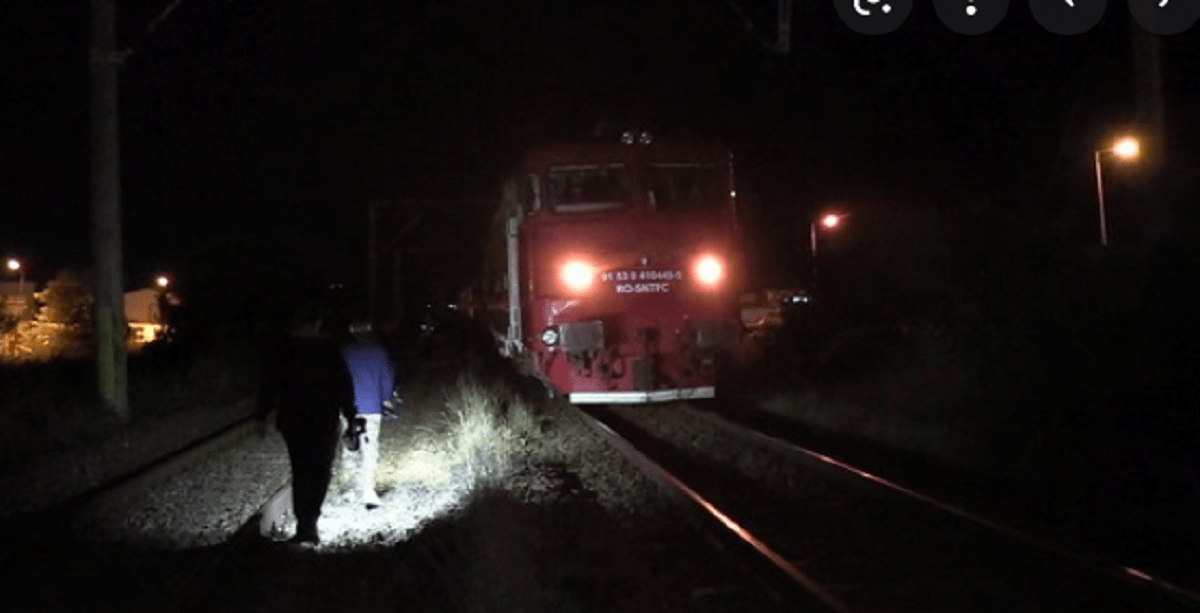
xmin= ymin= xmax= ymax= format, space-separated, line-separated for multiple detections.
xmin=549 ymin=164 xmax=629 ymax=213
xmin=645 ymin=163 xmax=725 ymax=212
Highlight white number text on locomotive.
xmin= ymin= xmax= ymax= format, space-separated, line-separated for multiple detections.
xmin=601 ymin=269 xmax=683 ymax=282
xmin=615 ymin=282 xmax=670 ymax=294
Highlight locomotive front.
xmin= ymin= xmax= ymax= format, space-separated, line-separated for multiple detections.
xmin=517 ymin=139 xmax=742 ymax=403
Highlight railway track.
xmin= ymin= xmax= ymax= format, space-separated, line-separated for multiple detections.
xmin=11 ymin=388 xmax=1195 ymax=612
xmin=1 ymin=404 xmax=271 ymax=528
xmin=1 ymin=408 xmax=294 ymax=613
xmin=576 ymin=402 xmax=1200 ymax=613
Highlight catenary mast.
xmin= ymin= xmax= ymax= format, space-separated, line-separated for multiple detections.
xmin=90 ymin=0 xmax=129 ymax=421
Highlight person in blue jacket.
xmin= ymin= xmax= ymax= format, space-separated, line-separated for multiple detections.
xmin=340 ymin=319 xmax=395 ymax=509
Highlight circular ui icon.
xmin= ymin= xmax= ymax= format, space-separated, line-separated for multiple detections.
xmin=1031 ymin=0 xmax=1106 ymax=35
xmin=834 ymin=0 xmax=913 ymax=35
xmin=1129 ymin=0 xmax=1200 ymax=35
xmin=933 ymin=0 xmax=1010 ymax=35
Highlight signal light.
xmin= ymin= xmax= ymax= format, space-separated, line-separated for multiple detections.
xmin=560 ymin=260 xmax=595 ymax=293
xmin=694 ymin=255 xmax=723 ymax=287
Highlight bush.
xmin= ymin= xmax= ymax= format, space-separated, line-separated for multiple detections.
xmin=1 ymin=269 xmax=95 ymax=363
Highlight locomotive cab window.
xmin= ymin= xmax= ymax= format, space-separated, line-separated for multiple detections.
xmin=646 ymin=163 xmax=724 ymax=212
xmin=549 ymin=164 xmax=629 ymax=213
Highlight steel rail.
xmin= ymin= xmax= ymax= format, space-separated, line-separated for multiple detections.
xmin=0 ymin=400 xmax=265 ymax=567
xmin=690 ymin=406 xmax=1200 ymax=608
xmin=0 ymin=399 xmax=289 ymax=612
xmin=76 ymin=411 xmax=261 ymax=517
xmin=574 ymin=405 xmax=854 ymax=613
xmin=0 ymin=398 xmax=260 ymax=532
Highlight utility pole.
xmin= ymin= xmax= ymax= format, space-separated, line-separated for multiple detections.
xmin=1131 ymin=17 xmax=1167 ymax=244
xmin=724 ymin=0 xmax=791 ymax=54
xmin=777 ymin=0 xmax=792 ymax=54
xmin=90 ymin=0 xmax=129 ymax=421
xmin=1132 ymin=33 xmax=1166 ymax=158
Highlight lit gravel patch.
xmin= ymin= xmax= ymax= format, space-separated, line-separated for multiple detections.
xmin=302 ymin=463 xmax=475 ymax=552
xmin=68 ymin=418 xmax=476 ymax=551
xmin=65 ymin=396 xmax=664 ymax=553
xmin=69 ymin=433 xmax=290 ymax=548
xmin=3 ymin=369 xmax=794 ymax=612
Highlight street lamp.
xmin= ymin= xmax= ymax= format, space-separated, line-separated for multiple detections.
xmin=6 ymin=258 xmax=24 ymax=295
xmin=809 ymin=213 xmax=845 ymax=287
xmin=1094 ymin=137 xmax=1140 ymax=247
xmin=155 ymin=275 xmax=169 ymax=289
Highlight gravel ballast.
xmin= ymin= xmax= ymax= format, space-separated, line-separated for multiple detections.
xmin=1 ymin=360 xmax=795 ymax=612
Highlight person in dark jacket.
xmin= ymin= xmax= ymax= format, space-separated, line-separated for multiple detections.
xmin=340 ymin=320 xmax=395 ymax=509
xmin=257 ymin=303 xmax=355 ymax=546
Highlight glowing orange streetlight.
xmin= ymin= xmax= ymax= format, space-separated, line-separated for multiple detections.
xmin=809 ymin=213 xmax=846 ymax=287
xmin=819 ymin=214 xmax=843 ymax=229
xmin=1094 ymin=137 xmax=1140 ymax=247
xmin=1112 ymin=137 xmax=1139 ymax=160
xmin=6 ymin=257 xmax=24 ymax=295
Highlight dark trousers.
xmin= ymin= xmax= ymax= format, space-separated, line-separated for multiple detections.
xmin=280 ymin=416 xmax=339 ymax=540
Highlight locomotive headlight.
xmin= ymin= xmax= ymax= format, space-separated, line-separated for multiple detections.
xmin=541 ymin=327 xmax=560 ymax=346
xmin=694 ymin=254 xmax=724 ymax=287
xmin=560 ymin=260 xmax=596 ymax=293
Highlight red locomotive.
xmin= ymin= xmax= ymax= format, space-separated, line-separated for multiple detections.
xmin=465 ymin=133 xmax=743 ymax=403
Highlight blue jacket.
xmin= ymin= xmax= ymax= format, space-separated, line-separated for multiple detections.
xmin=341 ymin=339 xmax=395 ymax=415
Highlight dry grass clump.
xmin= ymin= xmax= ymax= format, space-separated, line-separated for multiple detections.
xmin=375 ymin=368 xmax=542 ymax=496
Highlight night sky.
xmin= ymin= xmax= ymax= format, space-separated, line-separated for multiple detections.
xmin=2 ymin=1 xmax=1197 ymax=299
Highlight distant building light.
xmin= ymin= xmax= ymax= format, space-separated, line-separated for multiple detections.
xmin=129 ymin=322 xmax=164 ymax=344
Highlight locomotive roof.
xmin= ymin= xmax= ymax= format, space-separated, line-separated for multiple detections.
xmin=520 ymin=141 xmax=731 ymax=169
